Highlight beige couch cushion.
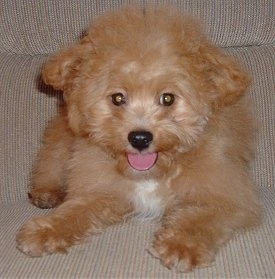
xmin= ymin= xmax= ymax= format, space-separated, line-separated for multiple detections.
xmin=0 ymin=0 xmax=274 ymax=55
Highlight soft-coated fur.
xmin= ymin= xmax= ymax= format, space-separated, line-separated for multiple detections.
xmin=16 ymin=7 xmax=261 ymax=272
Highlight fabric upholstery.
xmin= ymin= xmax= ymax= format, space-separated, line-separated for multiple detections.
xmin=1 ymin=0 xmax=274 ymax=278
xmin=1 ymin=0 xmax=274 ymax=55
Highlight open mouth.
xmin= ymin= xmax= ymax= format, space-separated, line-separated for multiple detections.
xmin=127 ymin=152 xmax=158 ymax=171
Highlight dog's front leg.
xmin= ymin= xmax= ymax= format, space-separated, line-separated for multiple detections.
xmin=150 ymin=201 xmax=240 ymax=273
xmin=16 ymin=193 xmax=131 ymax=257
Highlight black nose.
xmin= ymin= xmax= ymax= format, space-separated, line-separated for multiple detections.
xmin=128 ymin=131 xmax=153 ymax=151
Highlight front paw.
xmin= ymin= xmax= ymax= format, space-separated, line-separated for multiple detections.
xmin=16 ymin=217 xmax=68 ymax=257
xmin=150 ymin=228 xmax=216 ymax=273
xmin=29 ymin=187 xmax=65 ymax=209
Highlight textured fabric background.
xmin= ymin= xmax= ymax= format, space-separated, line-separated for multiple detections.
xmin=0 ymin=0 xmax=274 ymax=55
xmin=0 ymin=0 xmax=274 ymax=278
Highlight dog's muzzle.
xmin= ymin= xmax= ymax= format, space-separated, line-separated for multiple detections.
xmin=127 ymin=131 xmax=157 ymax=171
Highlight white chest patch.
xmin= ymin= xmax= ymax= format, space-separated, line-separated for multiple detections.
xmin=131 ymin=179 xmax=164 ymax=222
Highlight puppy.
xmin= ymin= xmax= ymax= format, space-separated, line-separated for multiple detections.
xmin=16 ymin=7 xmax=261 ymax=272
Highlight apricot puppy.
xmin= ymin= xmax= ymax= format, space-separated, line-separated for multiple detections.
xmin=16 ymin=7 xmax=261 ymax=272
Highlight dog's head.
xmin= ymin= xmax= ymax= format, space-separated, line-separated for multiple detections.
xmin=43 ymin=7 xmax=250 ymax=178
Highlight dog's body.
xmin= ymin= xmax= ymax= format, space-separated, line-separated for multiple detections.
xmin=16 ymin=7 xmax=261 ymax=272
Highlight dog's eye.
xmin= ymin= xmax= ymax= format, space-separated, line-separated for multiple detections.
xmin=160 ymin=93 xmax=174 ymax=106
xmin=111 ymin=93 xmax=126 ymax=106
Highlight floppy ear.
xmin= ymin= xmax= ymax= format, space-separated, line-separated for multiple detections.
xmin=42 ymin=37 xmax=91 ymax=91
xmin=42 ymin=37 xmax=94 ymax=136
xmin=202 ymin=44 xmax=250 ymax=108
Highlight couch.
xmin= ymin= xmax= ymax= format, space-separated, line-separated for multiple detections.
xmin=1 ymin=0 xmax=274 ymax=278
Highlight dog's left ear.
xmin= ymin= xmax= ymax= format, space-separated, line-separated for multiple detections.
xmin=42 ymin=36 xmax=92 ymax=92
xmin=201 ymin=44 xmax=250 ymax=108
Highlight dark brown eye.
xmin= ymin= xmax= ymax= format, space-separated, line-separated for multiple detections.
xmin=160 ymin=93 xmax=174 ymax=106
xmin=111 ymin=93 xmax=126 ymax=106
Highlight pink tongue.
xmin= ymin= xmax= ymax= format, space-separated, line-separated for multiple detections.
xmin=127 ymin=153 xmax=158 ymax=171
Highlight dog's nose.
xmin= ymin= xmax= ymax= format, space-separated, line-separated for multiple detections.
xmin=128 ymin=131 xmax=153 ymax=151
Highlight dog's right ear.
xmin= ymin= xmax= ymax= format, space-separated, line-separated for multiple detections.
xmin=42 ymin=37 xmax=91 ymax=91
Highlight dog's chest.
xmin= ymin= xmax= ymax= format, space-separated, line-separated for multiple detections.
xmin=131 ymin=179 xmax=164 ymax=221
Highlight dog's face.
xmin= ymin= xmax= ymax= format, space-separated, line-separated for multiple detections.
xmin=80 ymin=53 xmax=210 ymax=178
xmin=43 ymin=7 xmax=249 ymax=179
